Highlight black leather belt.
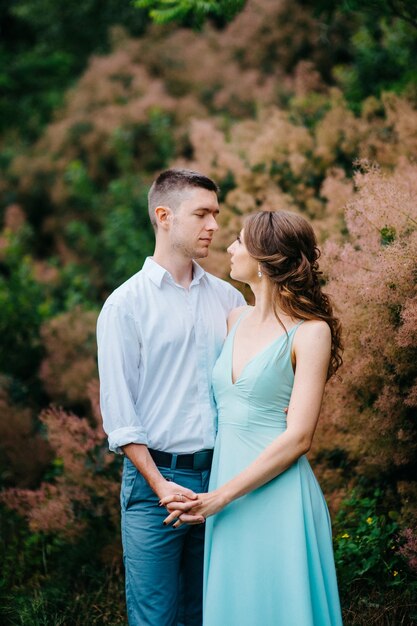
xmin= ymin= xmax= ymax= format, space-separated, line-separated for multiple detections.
xmin=148 ymin=448 xmax=213 ymax=471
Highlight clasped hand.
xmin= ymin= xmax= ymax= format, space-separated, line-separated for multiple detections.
xmin=160 ymin=490 xmax=225 ymax=528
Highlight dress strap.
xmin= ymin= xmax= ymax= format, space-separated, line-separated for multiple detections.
xmin=287 ymin=320 xmax=305 ymax=345
xmin=286 ymin=320 xmax=304 ymax=356
xmin=271 ymin=319 xmax=304 ymax=364
xmin=289 ymin=320 xmax=304 ymax=332
xmin=230 ymin=307 xmax=251 ymax=335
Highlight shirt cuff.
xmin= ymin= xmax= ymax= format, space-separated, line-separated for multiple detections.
xmin=108 ymin=427 xmax=149 ymax=454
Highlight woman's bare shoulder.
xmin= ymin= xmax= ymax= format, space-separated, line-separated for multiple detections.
xmin=298 ymin=318 xmax=330 ymax=333
xmin=227 ymin=305 xmax=252 ymax=333
xmin=294 ymin=319 xmax=331 ymax=352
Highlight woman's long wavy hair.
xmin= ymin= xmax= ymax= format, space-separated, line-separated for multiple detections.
xmin=244 ymin=210 xmax=343 ymax=379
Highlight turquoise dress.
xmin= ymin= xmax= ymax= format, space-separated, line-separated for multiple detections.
xmin=203 ymin=313 xmax=343 ymax=626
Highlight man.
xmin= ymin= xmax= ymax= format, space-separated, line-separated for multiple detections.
xmin=97 ymin=169 xmax=245 ymax=626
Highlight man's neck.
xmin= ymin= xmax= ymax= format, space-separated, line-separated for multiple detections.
xmin=152 ymin=250 xmax=194 ymax=288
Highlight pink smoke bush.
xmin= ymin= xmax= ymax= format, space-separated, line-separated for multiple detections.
xmin=1 ymin=382 xmax=120 ymax=544
xmin=39 ymin=307 xmax=98 ymax=406
xmin=317 ymin=160 xmax=417 ymax=556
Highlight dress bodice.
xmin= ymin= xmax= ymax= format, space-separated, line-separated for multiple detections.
xmin=212 ymin=312 xmax=303 ymax=432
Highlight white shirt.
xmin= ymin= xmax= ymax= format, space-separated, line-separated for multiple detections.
xmin=97 ymin=257 xmax=245 ymax=454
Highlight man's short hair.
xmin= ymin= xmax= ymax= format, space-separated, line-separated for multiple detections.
xmin=148 ymin=168 xmax=219 ymax=229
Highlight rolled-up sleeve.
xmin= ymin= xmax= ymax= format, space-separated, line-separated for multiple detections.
xmin=97 ymin=303 xmax=148 ymax=454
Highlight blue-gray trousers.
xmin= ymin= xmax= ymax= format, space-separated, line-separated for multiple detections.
xmin=121 ymin=457 xmax=210 ymax=626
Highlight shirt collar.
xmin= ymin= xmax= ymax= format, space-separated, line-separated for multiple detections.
xmin=143 ymin=257 xmax=206 ymax=288
xmin=191 ymin=260 xmax=206 ymax=284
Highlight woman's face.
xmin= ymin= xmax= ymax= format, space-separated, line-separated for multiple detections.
xmin=227 ymin=229 xmax=259 ymax=283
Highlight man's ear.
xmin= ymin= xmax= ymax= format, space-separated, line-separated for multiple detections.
xmin=155 ymin=205 xmax=173 ymax=230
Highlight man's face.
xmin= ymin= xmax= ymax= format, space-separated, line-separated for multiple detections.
xmin=169 ymin=188 xmax=220 ymax=259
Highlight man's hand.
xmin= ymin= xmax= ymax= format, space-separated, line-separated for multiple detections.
xmin=161 ymin=489 xmax=227 ymax=528
xmin=160 ymin=492 xmax=208 ymax=527
xmin=155 ymin=479 xmax=205 ymax=525
xmin=121 ymin=444 xmax=206 ymax=525
xmin=155 ymin=478 xmax=197 ymax=503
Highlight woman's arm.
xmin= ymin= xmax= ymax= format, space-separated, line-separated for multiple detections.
xmin=162 ymin=320 xmax=331 ymax=526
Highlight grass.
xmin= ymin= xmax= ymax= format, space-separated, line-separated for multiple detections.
xmin=1 ymin=563 xmax=127 ymax=626
xmin=1 ymin=505 xmax=416 ymax=625
xmin=2 ymin=568 xmax=417 ymax=625
xmin=342 ymin=588 xmax=417 ymax=625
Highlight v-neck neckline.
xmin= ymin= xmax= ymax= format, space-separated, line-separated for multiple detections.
xmin=229 ymin=310 xmax=303 ymax=386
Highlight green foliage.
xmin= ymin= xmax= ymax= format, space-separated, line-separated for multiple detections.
xmin=332 ymin=489 xmax=417 ymax=622
xmin=101 ymin=176 xmax=155 ymax=287
xmin=0 ymin=223 xmax=100 ymax=397
xmin=301 ymin=0 xmax=417 ymax=107
xmin=61 ymin=162 xmax=156 ymax=291
xmin=333 ymin=489 xmax=411 ymax=589
xmin=0 ymin=0 xmax=149 ymax=138
xmin=0 ymin=232 xmax=49 ymax=381
xmin=64 ymin=161 xmax=98 ymax=212
xmin=288 ymin=93 xmax=333 ymax=129
xmin=135 ymin=0 xmax=246 ymax=28
xmin=380 ymin=225 xmax=397 ymax=245
xmin=57 ymin=263 xmax=98 ymax=310
xmin=333 ymin=18 xmax=417 ymax=108
xmin=308 ymin=0 xmax=417 ymax=30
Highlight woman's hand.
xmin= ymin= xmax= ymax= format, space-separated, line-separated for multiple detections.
xmin=190 ymin=490 xmax=227 ymax=520
xmin=161 ymin=489 xmax=227 ymax=528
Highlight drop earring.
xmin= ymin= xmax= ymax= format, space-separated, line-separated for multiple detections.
xmin=257 ymin=264 xmax=263 ymax=279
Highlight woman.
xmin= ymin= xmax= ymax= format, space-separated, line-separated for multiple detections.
xmin=162 ymin=210 xmax=344 ymax=625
